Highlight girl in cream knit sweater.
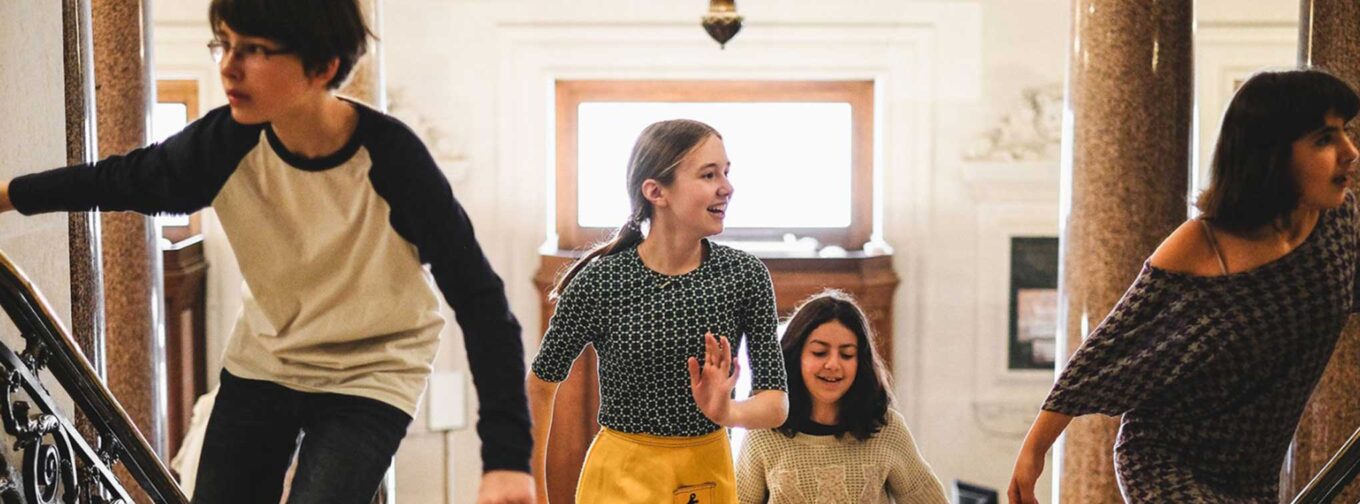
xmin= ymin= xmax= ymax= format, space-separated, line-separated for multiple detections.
xmin=736 ymin=290 xmax=948 ymax=504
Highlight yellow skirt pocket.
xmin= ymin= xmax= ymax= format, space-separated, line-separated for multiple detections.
xmin=576 ymin=428 xmax=736 ymax=504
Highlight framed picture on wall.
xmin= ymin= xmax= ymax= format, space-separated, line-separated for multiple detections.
xmin=1008 ymin=237 xmax=1059 ymax=370
xmin=967 ymin=175 xmax=1059 ymax=381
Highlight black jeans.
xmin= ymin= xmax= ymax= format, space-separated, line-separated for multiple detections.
xmin=191 ymin=370 xmax=412 ymax=504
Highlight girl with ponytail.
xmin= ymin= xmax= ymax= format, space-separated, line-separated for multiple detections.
xmin=528 ymin=119 xmax=789 ymax=503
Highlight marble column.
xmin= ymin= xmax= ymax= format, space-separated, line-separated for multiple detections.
xmin=1284 ymin=2 xmax=1360 ymax=500
xmin=63 ymin=0 xmax=105 ymax=381
xmin=63 ymin=0 xmax=107 ymax=446
xmin=1055 ymin=1 xmax=1192 ymax=502
xmin=91 ymin=0 xmax=167 ymax=463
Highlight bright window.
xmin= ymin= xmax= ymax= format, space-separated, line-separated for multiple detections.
xmin=152 ymin=102 xmax=189 ymax=144
xmin=576 ymin=102 xmax=853 ymax=229
xmin=555 ymin=80 xmax=874 ymax=250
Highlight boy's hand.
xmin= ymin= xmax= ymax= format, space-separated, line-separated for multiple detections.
xmin=478 ymin=470 xmax=535 ymax=504
xmin=0 ymin=179 xmax=14 ymax=213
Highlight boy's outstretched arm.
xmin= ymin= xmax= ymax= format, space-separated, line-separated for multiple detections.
xmin=4 ymin=107 xmax=259 ymax=217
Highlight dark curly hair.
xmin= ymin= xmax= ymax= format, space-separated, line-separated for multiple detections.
xmin=776 ymin=289 xmax=895 ymax=441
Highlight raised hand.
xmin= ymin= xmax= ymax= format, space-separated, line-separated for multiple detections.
xmin=687 ymin=332 xmax=741 ymax=426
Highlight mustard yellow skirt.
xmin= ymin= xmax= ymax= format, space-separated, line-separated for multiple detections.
xmin=576 ymin=428 xmax=736 ymax=504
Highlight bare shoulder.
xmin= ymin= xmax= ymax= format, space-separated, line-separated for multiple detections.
xmin=1147 ymin=220 xmax=1220 ymax=276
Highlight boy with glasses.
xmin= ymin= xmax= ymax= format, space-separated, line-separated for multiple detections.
xmin=0 ymin=0 xmax=533 ymax=502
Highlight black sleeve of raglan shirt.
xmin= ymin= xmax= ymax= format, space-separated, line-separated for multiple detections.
xmin=365 ymin=115 xmax=531 ymax=474
xmin=9 ymin=106 xmax=262 ymax=215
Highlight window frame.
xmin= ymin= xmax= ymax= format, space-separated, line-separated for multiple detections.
xmin=554 ymin=80 xmax=875 ymax=251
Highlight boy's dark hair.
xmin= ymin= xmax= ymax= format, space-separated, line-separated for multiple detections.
xmin=209 ymin=0 xmax=373 ymax=90
xmin=1197 ymin=68 xmax=1360 ymax=232
xmin=776 ymin=289 xmax=895 ymax=441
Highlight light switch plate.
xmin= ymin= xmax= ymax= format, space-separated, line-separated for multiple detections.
xmin=427 ymin=370 xmax=466 ymax=431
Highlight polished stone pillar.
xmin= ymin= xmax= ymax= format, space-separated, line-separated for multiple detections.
xmin=63 ymin=0 xmax=105 ymax=381
xmin=1284 ymin=2 xmax=1360 ymax=500
xmin=63 ymin=0 xmax=107 ymax=447
xmin=1055 ymin=1 xmax=1192 ymax=502
xmin=91 ymin=0 xmax=167 ymax=464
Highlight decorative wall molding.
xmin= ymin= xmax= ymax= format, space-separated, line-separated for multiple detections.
xmin=388 ymin=88 xmax=470 ymax=183
xmin=964 ymin=83 xmax=1062 ymax=162
xmin=971 ymin=400 xmax=1044 ymax=439
xmin=958 ymin=161 xmax=1059 ymax=203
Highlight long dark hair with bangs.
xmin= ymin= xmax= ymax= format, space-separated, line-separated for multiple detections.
xmin=209 ymin=0 xmax=373 ymax=90
xmin=776 ymin=290 xmax=895 ymax=441
xmin=1197 ymin=68 xmax=1360 ymax=232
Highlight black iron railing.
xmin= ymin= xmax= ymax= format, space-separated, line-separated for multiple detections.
xmin=0 ymin=251 xmax=185 ymax=503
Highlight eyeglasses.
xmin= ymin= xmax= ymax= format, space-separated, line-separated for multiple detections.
xmin=208 ymin=39 xmax=294 ymax=64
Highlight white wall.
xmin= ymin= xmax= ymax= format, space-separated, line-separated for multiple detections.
xmin=150 ymin=1 xmax=1302 ymax=502
xmin=0 ymin=2 xmax=73 ymax=326
xmin=0 ymin=1 xmax=76 ymax=428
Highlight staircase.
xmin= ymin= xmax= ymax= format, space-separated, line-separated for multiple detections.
xmin=0 ymin=251 xmax=184 ymax=503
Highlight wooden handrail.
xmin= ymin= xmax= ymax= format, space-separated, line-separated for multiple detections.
xmin=0 ymin=250 xmax=186 ymax=503
xmin=1292 ymin=425 xmax=1360 ymax=504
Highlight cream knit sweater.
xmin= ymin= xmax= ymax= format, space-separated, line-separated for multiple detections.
xmin=735 ymin=409 xmax=948 ymax=504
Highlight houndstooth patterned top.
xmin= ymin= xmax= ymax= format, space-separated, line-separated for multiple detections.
xmin=532 ymin=240 xmax=787 ymax=436
xmin=1043 ymin=192 xmax=1360 ymax=502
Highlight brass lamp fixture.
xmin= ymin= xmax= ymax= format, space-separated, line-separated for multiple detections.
xmin=702 ymin=0 xmax=742 ymax=49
